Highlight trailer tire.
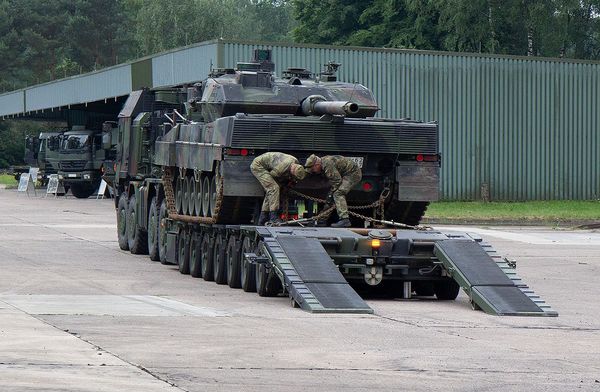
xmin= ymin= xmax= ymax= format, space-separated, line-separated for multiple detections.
xmin=117 ymin=193 xmax=129 ymax=251
xmin=178 ymin=230 xmax=190 ymax=274
xmin=201 ymin=233 xmax=214 ymax=281
xmin=70 ymin=182 xmax=96 ymax=199
xmin=189 ymin=232 xmax=203 ymax=278
xmin=434 ymin=280 xmax=460 ymax=300
xmin=213 ymin=233 xmax=227 ymax=284
xmin=226 ymin=235 xmax=242 ymax=288
xmin=158 ymin=199 xmax=169 ymax=264
xmin=147 ymin=197 xmax=160 ymax=261
xmin=127 ymin=194 xmax=148 ymax=254
xmin=241 ymin=236 xmax=257 ymax=293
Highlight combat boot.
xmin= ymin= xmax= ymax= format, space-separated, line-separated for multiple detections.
xmin=268 ymin=211 xmax=283 ymax=225
xmin=331 ymin=218 xmax=351 ymax=228
xmin=257 ymin=211 xmax=269 ymax=226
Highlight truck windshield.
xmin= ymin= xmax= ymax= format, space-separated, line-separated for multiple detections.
xmin=61 ymin=135 xmax=91 ymax=150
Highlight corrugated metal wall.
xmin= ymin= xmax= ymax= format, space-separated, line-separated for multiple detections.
xmin=0 ymin=91 xmax=24 ymax=116
xmin=26 ymin=64 xmax=132 ymax=111
xmin=221 ymin=41 xmax=600 ymax=200
xmin=152 ymin=42 xmax=218 ymax=87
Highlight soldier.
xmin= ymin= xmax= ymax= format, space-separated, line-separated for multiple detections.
xmin=305 ymin=154 xmax=362 ymax=228
xmin=251 ymin=152 xmax=307 ymax=225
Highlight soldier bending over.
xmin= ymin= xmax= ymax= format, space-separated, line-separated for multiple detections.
xmin=305 ymin=154 xmax=362 ymax=228
xmin=251 ymin=152 xmax=307 ymax=225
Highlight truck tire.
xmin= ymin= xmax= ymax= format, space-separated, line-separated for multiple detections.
xmin=201 ymin=233 xmax=214 ymax=281
xmin=147 ymin=197 xmax=160 ymax=261
xmin=117 ymin=193 xmax=129 ymax=251
xmin=226 ymin=235 xmax=242 ymax=288
xmin=178 ymin=230 xmax=190 ymax=274
xmin=70 ymin=182 xmax=96 ymax=199
xmin=240 ymin=236 xmax=257 ymax=293
xmin=213 ymin=233 xmax=227 ymax=284
xmin=127 ymin=194 xmax=148 ymax=254
xmin=189 ymin=232 xmax=203 ymax=278
xmin=434 ymin=280 xmax=460 ymax=300
xmin=158 ymin=199 xmax=169 ymax=264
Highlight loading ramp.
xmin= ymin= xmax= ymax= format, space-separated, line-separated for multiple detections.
xmin=434 ymin=239 xmax=558 ymax=316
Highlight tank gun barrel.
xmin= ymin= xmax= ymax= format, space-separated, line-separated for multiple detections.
xmin=301 ymin=95 xmax=360 ymax=116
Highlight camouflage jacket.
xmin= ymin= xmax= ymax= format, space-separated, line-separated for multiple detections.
xmin=252 ymin=152 xmax=298 ymax=179
xmin=321 ymin=155 xmax=360 ymax=190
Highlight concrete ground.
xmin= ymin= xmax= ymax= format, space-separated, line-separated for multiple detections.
xmin=0 ymin=190 xmax=599 ymax=392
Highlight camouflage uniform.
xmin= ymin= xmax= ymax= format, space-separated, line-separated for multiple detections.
xmin=320 ymin=155 xmax=362 ymax=219
xmin=250 ymin=152 xmax=299 ymax=213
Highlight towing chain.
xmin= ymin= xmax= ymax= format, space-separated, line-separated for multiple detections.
xmin=162 ymin=167 xmax=224 ymax=224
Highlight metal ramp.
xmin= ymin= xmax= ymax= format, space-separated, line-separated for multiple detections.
xmin=262 ymin=235 xmax=373 ymax=314
xmin=434 ymin=239 xmax=558 ymax=316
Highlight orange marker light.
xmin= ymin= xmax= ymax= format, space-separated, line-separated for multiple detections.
xmin=371 ymin=239 xmax=381 ymax=248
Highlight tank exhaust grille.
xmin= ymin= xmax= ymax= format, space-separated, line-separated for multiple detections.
xmin=231 ymin=118 xmax=438 ymax=154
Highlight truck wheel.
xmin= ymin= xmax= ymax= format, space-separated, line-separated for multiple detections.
xmin=117 ymin=193 xmax=129 ymax=251
xmin=127 ymin=194 xmax=148 ymax=254
xmin=434 ymin=280 xmax=460 ymax=300
xmin=189 ymin=232 xmax=203 ymax=278
xmin=147 ymin=197 xmax=160 ymax=261
xmin=178 ymin=230 xmax=190 ymax=274
xmin=201 ymin=233 xmax=214 ymax=281
xmin=158 ymin=199 xmax=169 ymax=264
xmin=240 ymin=236 xmax=257 ymax=293
xmin=226 ymin=235 xmax=241 ymax=288
xmin=213 ymin=233 xmax=227 ymax=284
xmin=71 ymin=182 xmax=95 ymax=199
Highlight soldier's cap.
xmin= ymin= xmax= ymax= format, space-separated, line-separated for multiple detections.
xmin=304 ymin=154 xmax=320 ymax=168
xmin=290 ymin=164 xmax=307 ymax=181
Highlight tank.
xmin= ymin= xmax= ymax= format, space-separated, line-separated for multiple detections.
xmin=114 ymin=49 xmax=439 ymax=234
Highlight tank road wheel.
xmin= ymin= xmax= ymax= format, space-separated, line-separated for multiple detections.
xmin=201 ymin=175 xmax=212 ymax=217
xmin=175 ymin=177 xmax=183 ymax=214
xmin=240 ymin=235 xmax=257 ymax=293
xmin=212 ymin=233 xmax=227 ymax=284
xmin=117 ymin=193 xmax=129 ymax=251
xmin=226 ymin=235 xmax=242 ymax=288
xmin=201 ymin=233 xmax=215 ymax=281
xmin=158 ymin=199 xmax=169 ymax=264
xmin=209 ymin=175 xmax=218 ymax=216
xmin=434 ymin=280 xmax=460 ymax=300
xmin=189 ymin=232 xmax=203 ymax=278
xmin=177 ymin=230 xmax=190 ymax=274
xmin=127 ymin=194 xmax=148 ymax=254
xmin=194 ymin=179 xmax=202 ymax=217
xmin=147 ymin=196 xmax=160 ymax=261
xmin=187 ymin=177 xmax=196 ymax=216
xmin=182 ymin=176 xmax=189 ymax=215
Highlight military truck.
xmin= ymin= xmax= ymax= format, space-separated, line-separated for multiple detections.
xmin=12 ymin=131 xmax=63 ymax=185
xmin=111 ymin=50 xmax=556 ymax=317
xmin=57 ymin=124 xmax=117 ymax=198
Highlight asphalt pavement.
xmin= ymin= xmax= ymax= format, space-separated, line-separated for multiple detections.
xmin=0 ymin=189 xmax=599 ymax=391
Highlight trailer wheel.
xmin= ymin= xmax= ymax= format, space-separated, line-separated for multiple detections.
xmin=226 ymin=235 xmax=242 ymax=288
xmin=201 ymin=233 xmax=214 ymax=281
xmin=127 ymin=194 xmax=148 ymax=254
xmin=255 ymin=241 xmax=280 ymax=297
xmin=213 ymin=233 xmax=227 ymax=284
xmin=158 ymin=199 xmax=169 ymax=264
xmin=189 ymin=232 xmax=203 ymax=278
xmin=178 ymin=230 xmax=190 ymax=274
xmin=434 ymin=280 xmax=460 ymax=300
xmin=147 ymin=197 xmax=160 ymax=261
xmin=241 ymin=236 xmax=257 ymax=292
xmin=117 ymin=193 xmax=129 ymax=251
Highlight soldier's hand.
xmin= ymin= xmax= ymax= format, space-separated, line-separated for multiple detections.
xmin=326 ymin=193 xmax=334 ymax=204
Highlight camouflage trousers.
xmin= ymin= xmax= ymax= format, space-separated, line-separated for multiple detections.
xmin=332 ymin=170 xmax=362 ymax=219
xmin=250 ymin=164 xmax=280 ymax=212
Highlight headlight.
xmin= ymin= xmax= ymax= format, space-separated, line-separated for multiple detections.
xmin=83 ymin=174 xmax=91 ymax=180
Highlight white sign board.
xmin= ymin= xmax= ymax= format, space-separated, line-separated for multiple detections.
xmin=96 ymin=179 xmax=108 ymax=199
xmin=45 ymin=174 xmax=65 ymax=197
xmin=17 ymin=173 xmax=35 ymax=196
xmin=28 ymin=167 xmax=39 ymax=184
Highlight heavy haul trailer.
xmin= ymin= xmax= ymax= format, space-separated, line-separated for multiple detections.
xmin=113 ymin=50 xmax=557 ymax=317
